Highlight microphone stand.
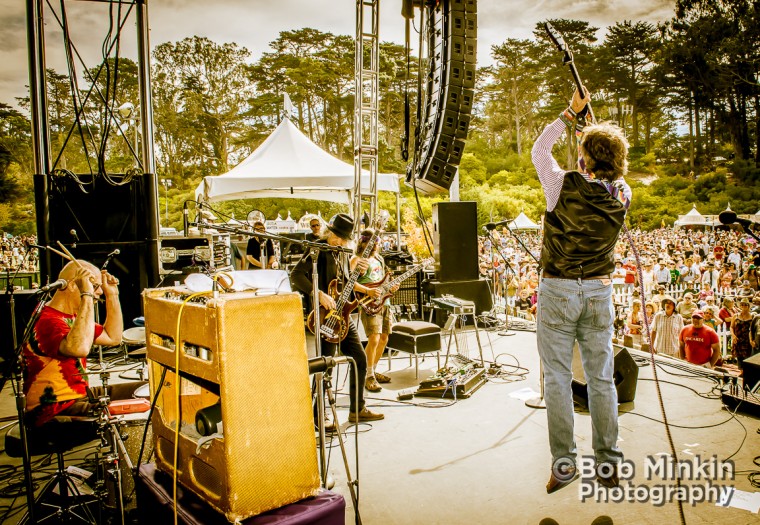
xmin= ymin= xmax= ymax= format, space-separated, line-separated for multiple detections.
xmin=739 ymin=223 xmax=760 ymax=243
xmin=205 ymin=220 xmax=355 ymax=487
xmin=483 ymin=230 xmax=517 ymax=335
xmin=301 ymin=241 xmax=354 ymax=487
xmin=3 ymin=290 xmax=54 ymax=523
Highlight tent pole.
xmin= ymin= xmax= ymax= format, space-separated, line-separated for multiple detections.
xmin=396 ymin=191 xmax=401 ymax=250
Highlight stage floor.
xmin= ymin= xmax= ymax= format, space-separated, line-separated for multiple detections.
xmin=1 ymin=325 xmax=759 ymax=525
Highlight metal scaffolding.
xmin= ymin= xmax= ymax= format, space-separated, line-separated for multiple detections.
xmin=353 ymin=0 xmax=380 ymax=228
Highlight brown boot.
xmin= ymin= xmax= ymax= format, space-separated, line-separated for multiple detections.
xmin=546 ymin=465 xmax=578 ymax=494
xmin=374 ymin=372 xmax=391 ymax=383
xmin=596 ymin=463 xmax=619 ymax=488
xmin=365 ymin=376 xmax=382 ymax=392
xmin=348 ymin=407 xmax=384 ymax=423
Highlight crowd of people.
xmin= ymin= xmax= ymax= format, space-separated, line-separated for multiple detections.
xmin=0 ymin=233 xmax=39 ymax=273
xmin=479 ymin=224 xmax=760 ymax=369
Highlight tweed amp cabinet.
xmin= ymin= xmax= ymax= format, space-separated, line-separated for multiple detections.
xmin=143 ymin=288 xmax=319 ymax=522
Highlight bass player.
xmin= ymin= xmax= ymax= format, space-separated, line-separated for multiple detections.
xmin=291 ymin=213 xmax=384 ymax=424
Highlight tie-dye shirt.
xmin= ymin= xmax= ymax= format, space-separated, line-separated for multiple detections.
xmin=23 ymin=306 xmax=102 ymax=426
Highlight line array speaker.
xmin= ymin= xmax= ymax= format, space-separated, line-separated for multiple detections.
xmin=406 ymin=0 xmax=477 ymax=194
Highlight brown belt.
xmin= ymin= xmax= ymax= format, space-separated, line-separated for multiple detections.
xmin=542 ymin=272 xmax=611 ymax=280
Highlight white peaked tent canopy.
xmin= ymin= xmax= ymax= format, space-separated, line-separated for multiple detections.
xmin=195 ymin=117 xmax=400 ymax=204
xmin=675 ymin=204 xmax=713 ymax=227
xmin=508 ymin=211 xmax=539 ymax=230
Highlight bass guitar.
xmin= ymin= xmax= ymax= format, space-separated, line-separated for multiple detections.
xmin=306 ymin=217 xmax=387 ymax=343
xmin=356 ymin=258 xmax=433 ymax=316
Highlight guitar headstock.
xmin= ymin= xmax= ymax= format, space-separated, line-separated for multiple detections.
xmin=371 ymin=214 xmax=389 ymax=233
xmin=544 ymin=22 xmax=573 ymax=63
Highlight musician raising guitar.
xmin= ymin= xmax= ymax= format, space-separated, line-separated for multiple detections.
xmin=291 ymin=213 xmax=384 ymax=424
xmin=352 ymin=229 xmax=398 ymax=393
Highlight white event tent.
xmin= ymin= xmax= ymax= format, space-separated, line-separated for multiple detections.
xmin=675 ymin=204 xmax=714 ymax=228
xmin=194 ymin=117 xmax=400 ymax=205
xmin=508 ymin=212 xmax=539 ymax=231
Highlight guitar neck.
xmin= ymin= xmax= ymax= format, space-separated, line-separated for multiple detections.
xmin=333 ymin=231 xmax=382 ymax=309
xmin=568 ymin=63 xmax=583 ymax=95
xmin=384 ymin=262 xmax=425 ymax=291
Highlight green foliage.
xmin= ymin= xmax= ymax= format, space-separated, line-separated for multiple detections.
xmin=2 ymin=12 xmax=760 ymax=239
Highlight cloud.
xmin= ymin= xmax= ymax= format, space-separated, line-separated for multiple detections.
xmin=0 ymin=0 xmax=676 ymax=105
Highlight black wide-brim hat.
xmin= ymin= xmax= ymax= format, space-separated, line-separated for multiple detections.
xmin=327 ymin=213 xmax=355 ymax=240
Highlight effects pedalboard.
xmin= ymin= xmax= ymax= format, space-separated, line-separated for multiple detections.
xmin=412 ymin=358 xmax=486 ymax=400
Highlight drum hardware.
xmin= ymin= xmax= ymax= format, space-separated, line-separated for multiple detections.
xmin=88 ymin=374 xmax=140 ymax=524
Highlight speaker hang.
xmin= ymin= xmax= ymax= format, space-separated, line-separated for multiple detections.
xmin=407 ymin=0 xmax=477 ymax=194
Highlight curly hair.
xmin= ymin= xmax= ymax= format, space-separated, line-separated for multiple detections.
xmin=580 ymin=122 xmax=629 ymax=182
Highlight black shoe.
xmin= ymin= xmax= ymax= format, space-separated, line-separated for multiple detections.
xmin=596 ymin=463 xmax=619 ymax=488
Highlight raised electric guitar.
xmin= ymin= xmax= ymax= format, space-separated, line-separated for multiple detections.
xmin=306 ymin=217 xmax=387 ymax=343
xmin=356 ymin=257 xmax=434 ymax=316
xmin=544 ymin=22 xmax=595 ymax=124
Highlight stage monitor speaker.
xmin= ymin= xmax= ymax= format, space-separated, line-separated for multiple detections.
xmin=433 ymin=201 xmax=478 ymax=282
xmin=406 ymin=0 xmax=477 ymax=194
xmin=743 ymin=353 xmax=760 ymax=392
xmin=144 ymin=290 xmax=319 ymax=522
xmin=571 ymin=344 xmax=638 ymax=405
xmin=428 ymin=279 xmax=492 ymax=326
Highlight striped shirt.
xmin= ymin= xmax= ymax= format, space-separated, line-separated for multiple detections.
xmin=531 ymin=118 xmax=632 ymax=212
xmin=651 ymin=310 xmax=684 ymax=357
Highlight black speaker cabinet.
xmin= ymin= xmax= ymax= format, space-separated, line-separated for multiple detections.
xmin=428 ymin=279 xmax=492 ymax=326
xmin=743 ymin=353 xmax=760 ymax=392
xmin=0 ymin=290 xmax=39 ymax=363
xmin=433 ymin=201 xmax=478 ymax=282
xmin=39 ymin=172 xmax=160 ymax=326
xmin=571 ymin=344 xmax=638 ymax=405
xmin=71 ymin=241 xmax=153 ymax=326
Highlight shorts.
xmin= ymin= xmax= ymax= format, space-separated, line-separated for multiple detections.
xmin=360 ymin=305 xmax=393 ymax=335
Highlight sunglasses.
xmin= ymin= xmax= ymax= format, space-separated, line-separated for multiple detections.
xmin=310 ymin=224 xmax=320 ymax=228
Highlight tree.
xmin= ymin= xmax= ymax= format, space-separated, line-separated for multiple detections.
xmin=153 ymin=37 xmax=252 ymax=178
xmin=488 ymin=39 xmax=541 ymax=155
xmin=600 ymin=21 xmax=660 ymax=150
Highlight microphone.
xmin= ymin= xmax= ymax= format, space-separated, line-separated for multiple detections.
xmin=718 ymin=210 xmax=755 ymax=228
xmin=101 ymin=249 xmax=120 ymax=270
xmin=69 ymin=229 xmax=79 ymax=247
xmin=308 ymin=355 xmax=349 ymax=375
xmin=483 ymin=219 xmax=512 ymax=231
xmin=183 ymin=202 xmax=189 ymax=237
xmin=37 ymin=279 xmax=68 ymax=294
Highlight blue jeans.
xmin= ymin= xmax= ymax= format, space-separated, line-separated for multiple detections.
xmin=537 ymin=277 xmax=623 ymax=467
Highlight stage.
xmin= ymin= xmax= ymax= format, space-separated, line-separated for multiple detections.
xmin=1 ymin=326 xmax=758 ymax=524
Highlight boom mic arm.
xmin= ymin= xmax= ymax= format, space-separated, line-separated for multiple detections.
xmin=483 ymin=219 xmax=512 ymax=231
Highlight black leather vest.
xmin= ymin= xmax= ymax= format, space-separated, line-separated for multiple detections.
xmin=541 ymin=171 xmax=627 ymax=278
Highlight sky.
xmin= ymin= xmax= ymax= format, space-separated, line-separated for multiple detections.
xmin=0 ymin=0 xmax=676 ymax=107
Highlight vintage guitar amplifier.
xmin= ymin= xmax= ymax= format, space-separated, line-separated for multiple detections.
xmin=143 ymin=288 xmax=319 ymax=522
